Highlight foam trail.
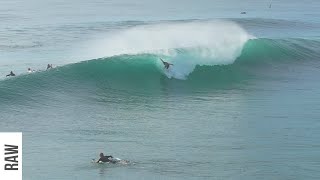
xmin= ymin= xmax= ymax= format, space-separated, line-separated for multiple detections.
xmin=89 ymin=20 xmax=253 ymax=79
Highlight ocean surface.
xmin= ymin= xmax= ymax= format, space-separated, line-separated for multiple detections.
xmin=1 ymin=0 xmax=320 ymax=179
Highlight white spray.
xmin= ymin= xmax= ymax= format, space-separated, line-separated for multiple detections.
xmin=88 ymin=20 xmax=253 ymax=79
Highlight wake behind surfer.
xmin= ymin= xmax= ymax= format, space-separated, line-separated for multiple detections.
xmin=160 ymin=58 xmax=173 ymax=69
xmin=6 ymin=71 xmax=15 ymax=77
xmin=96 ymin=153 xmax=114 ymax=163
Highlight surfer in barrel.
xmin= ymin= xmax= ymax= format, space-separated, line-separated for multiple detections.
xmin=160 ymin=58 xmax=173 ymax=69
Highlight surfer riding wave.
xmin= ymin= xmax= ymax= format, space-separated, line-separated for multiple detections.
xmin=160 ymin=58 xmax=173 ymax=69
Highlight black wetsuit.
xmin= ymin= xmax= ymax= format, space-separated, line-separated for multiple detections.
xmin=161 ymin=61 xmax=172 ymax=69
xmin=163 ymin=62 xmax=169 ymax=69
xmin=97 ymin=155 xmax=113 ymax=163
xmin=6 ymin=72 xmax=15 ymax=77
xmin=47 ymin=64 xmax=53 ymax=70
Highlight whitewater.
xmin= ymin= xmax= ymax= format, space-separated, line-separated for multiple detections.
xmin=85 ymin=21 xmax=252 ymax=79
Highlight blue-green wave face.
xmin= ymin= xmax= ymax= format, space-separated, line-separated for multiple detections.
xmin=62 ymin=37 xmax=320 ymax=83
xmin=1 ymin=20 xmax=320 ymax=103
xmin=1 ymin=37 xmax=320 ymax=100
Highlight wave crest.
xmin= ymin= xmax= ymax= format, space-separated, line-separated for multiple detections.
xmin=88 ymin=20 xmax=253 ymax=79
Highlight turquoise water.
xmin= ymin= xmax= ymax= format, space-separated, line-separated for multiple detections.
xmin=1 ymin=1 xmax=320 ymax=179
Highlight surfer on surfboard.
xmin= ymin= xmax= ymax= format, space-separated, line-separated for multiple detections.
xmin=160 ymin=58 xmax=173 ymax=69
xmin=28 ymin=68 xmax=35 ymax=73
xmin=6 ymin=71 xmax=15 ymax=77
xmin=95 ymin=153 xmax=114 ymax=163
xmin=47 ymin=64 xmax=53 ymax=70
xmin=92 ymin=153 xmax=129 ymax=165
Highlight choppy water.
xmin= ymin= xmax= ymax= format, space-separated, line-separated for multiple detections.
xmin=1 ymin=0 xmax=320 ymax=179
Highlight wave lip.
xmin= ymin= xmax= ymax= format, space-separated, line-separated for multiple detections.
xmin=88 ymin=20 xmax=253 ymax=79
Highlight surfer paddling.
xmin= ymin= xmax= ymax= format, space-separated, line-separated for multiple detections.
xmin=95 ymin=153 xmax=114 ymax=163
xmin=28 ymin=68 xmax=35 ymax=73
xmin=6 ymin=71 xmax=15 ymax=77
xmin=160 ymin=58 xmax=173 ymax=69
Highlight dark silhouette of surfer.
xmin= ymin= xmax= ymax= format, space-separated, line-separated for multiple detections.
xmin=28 ymin=68 xmax=35 ymax=73
xmin=47 ymin=64 xmax=53 ymax=70
xmin=96 ymin=153 xmax=114 ymax=163
xmin=160 ymin=58 xmax=173 ymax=69
xmin=6 ymin=71 xmax=15 ymax=77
